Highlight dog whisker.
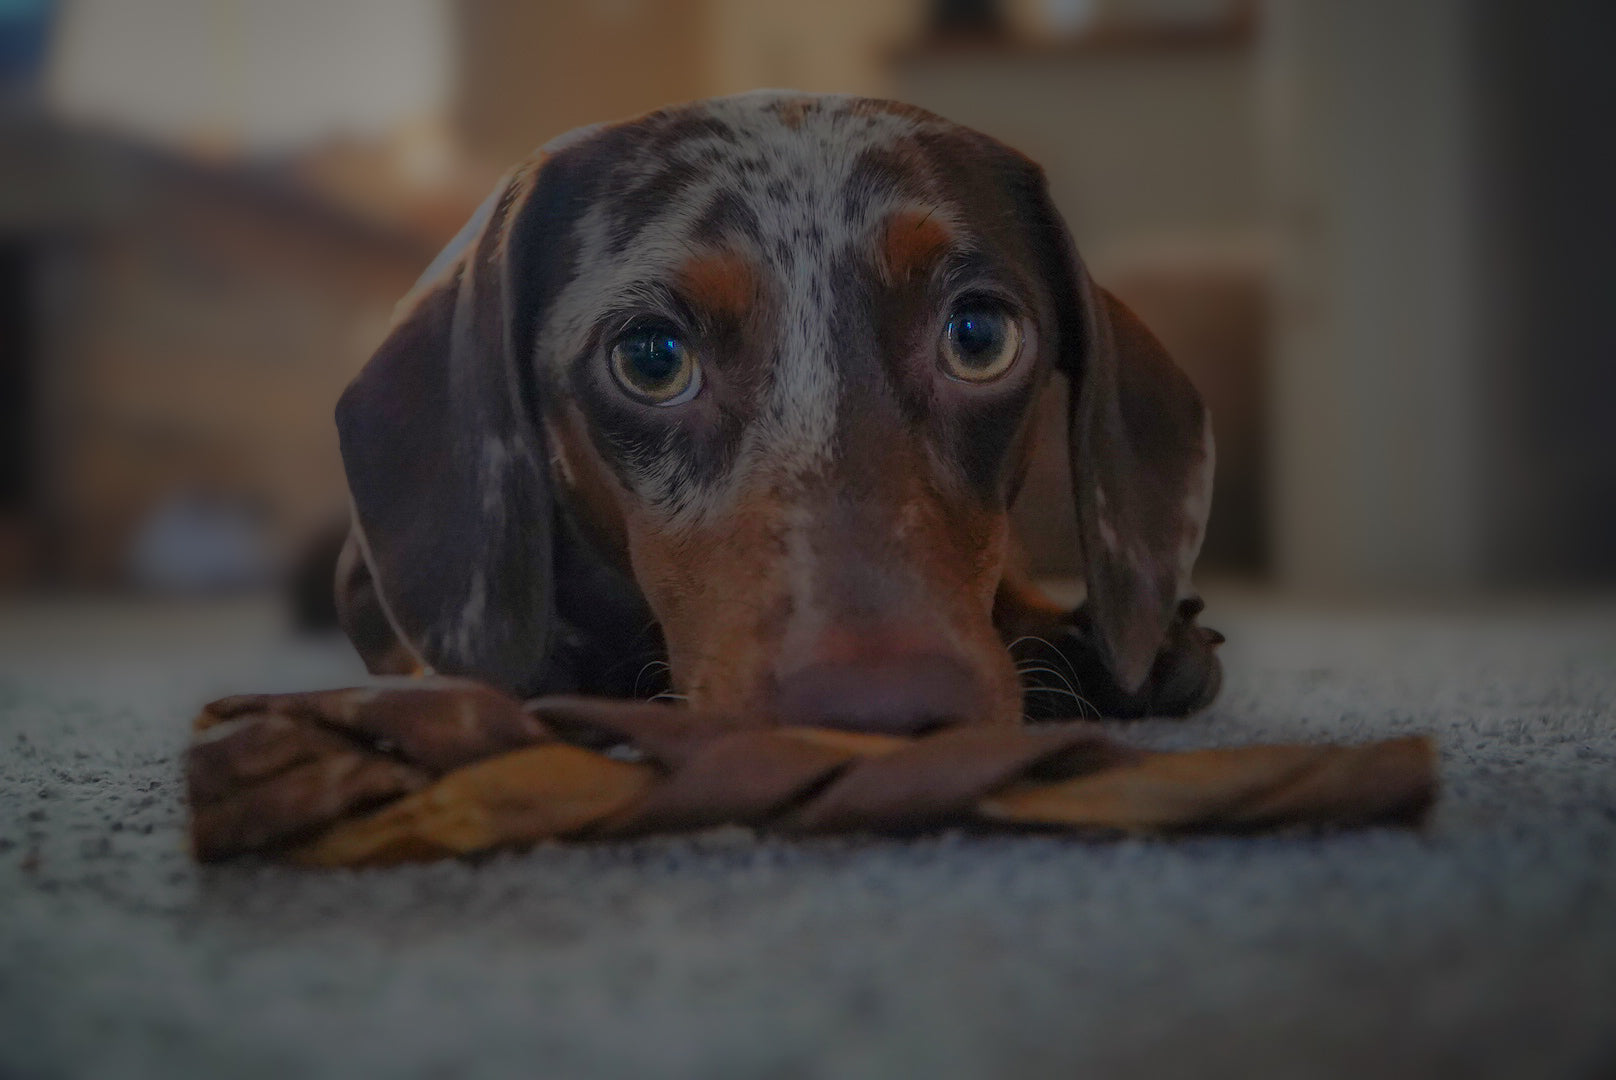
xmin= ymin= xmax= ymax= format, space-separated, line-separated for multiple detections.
xmin=1021 ymin=685 xmax=1085 ymax=702
xmin=1018 ymin=686 xmax=1096 ymax=724
xmin=1007 ymin=634 xmax=1088 ymax=705
xmin=1014 ymin=663 xmax=1072 ymax=684
xmin=1005 ymin=634 xmax=1060 ymax=655
xmin=633 ymin=659 xmax=672 ymax=699
xmin=1015 ymin=662 xmax=1098 ymax=720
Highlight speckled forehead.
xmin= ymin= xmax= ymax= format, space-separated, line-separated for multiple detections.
xmin=588 ymin=96 xmax=955 ymax=258
xmin=541 ymin=95 xmax=965 ymax=469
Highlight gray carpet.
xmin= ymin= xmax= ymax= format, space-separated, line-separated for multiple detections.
xmin=2 ymin=596 xmax=1614 ymax=1080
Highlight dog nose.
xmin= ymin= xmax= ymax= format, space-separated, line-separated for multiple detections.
xmin=772 ymin=653 xmax=987 ymax=735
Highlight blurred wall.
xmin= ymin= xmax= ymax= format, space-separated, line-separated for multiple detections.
xmin=453 ymin=0 xmax=917 ymax=163
xmin=453 ymin=0 xmax=712 ymax=165
xmin=1264 ymin=0 xmax=1480 ymax=593
xmin=705 ymin=0 xmax=915 ymax=102
xmin=1265 ymin=0 xmax=1616 ymax=592
xmin=47 ymin=0 xmax=451 ymax=154
xmin=1470 ymin=0 xmax=1616 ymax=585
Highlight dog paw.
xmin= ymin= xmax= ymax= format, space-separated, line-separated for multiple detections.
xmin=1017 ymin=596 xmax=1224 ymax=720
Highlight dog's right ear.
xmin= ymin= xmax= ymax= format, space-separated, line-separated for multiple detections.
xmin=336 ymin=153 xmax=578 ymax=695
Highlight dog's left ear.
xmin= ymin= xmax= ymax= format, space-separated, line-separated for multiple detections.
xmin=1067 ymin=278 xmax=1214 ymax=692
xmin=336 ymin=155 xmax=572 ymax=694
xmin=1023 ymin=180 xmax=1215 ymax=694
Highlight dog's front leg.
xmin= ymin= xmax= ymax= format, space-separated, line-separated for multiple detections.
xmin=996 ymin=573 xmax=1223 ymax=720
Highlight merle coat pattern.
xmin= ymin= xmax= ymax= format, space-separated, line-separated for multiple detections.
xmin=335 ymin=91 xmax=1223 ymax=731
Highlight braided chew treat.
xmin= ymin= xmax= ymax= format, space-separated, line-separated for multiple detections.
xmin=185 ymin=680 xmax=1437 ymax=866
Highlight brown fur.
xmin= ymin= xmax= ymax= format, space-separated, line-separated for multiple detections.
xmin=879 ymin=209 xmax=954 ymax=285
xmin=675 ymin=250 xmax=761 ymax=324
xmin=546 ymin=404 xmax=634 ymax=572
xmin=624 ymin=483 xmax=793 ymax=713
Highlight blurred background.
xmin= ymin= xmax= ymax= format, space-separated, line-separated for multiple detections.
xmin=1 ymin=0 xmax=1612 ymax=615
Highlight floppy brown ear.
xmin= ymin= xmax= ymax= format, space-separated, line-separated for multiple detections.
xmin=336 ymin=158 xmax=565 ymax=695
xmin=1073 ymin=274 xmax=1215 ymax=688
xmin=1060 ymin=267 xmax=1215 ymax=693
xmin=993 ymin=170 xmax=1217 ymax=698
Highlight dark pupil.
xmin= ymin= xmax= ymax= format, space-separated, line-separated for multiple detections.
xmin=951 ymin=309 xmax=1005 ymax=362
xmin=623 ymin=332 xmax=683 ymax=385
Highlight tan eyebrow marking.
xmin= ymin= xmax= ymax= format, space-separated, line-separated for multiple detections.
xmin=880 ymin=208 xmax=954 ymax=285
xmin=774 ymin=97 xmax=816 ymax=130
xmin=676 ymin=249 xmax=760 ymax=322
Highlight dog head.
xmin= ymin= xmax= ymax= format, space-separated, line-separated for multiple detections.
xmin=337 ymin=92 xmax=1212 ymax=730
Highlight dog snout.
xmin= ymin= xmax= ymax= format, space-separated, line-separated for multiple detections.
xmin=772 ymin=652 xmax=988 ymax=735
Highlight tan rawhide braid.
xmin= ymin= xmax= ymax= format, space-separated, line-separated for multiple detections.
xmin=186 ymin=679 xmax=1437 ymax=867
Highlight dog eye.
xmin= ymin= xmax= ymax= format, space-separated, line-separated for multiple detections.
xmin=609 ymin=324 xmax=703 ymax=406
xmin=941 ymin=300 xmax=1021 ymax=382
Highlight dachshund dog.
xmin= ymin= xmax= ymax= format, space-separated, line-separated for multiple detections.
xmin=333 ymin=91 xmax=1223 ymax=734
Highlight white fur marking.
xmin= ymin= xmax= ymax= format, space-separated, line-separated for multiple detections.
xmin=1175 ymin=410 xmax=1216 ymax=591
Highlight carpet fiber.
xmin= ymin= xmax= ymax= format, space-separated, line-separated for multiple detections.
xmin=2 ymin=597 xmax=1614 ymax=1079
